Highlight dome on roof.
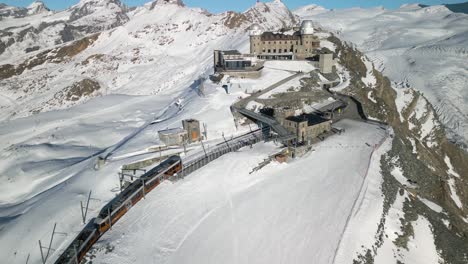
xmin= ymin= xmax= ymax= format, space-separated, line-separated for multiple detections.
xmin=250 ymin=24 xmax=261 ymax=31
xmin=301 ymin=20 xmax=314 ymax=34
xmin=249 ymin=23 xmax=262 ymax=36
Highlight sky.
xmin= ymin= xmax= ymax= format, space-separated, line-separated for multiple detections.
xmin=1 ymin=0 xmax=466 ymax=13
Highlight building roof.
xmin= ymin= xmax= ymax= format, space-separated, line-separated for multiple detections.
xmin=221 ymin=50 xmax=241 ymax=55
xmin=286 ymin=114 xmax=329 ymax=126
xmin=261 ymin=31 xmax=301 ymax=41
xmin=158 ymin=127 xmax=186 ymax=136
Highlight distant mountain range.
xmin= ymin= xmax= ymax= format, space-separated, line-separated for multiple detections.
xmin=421 ymin=1 xmax=468 ymax=13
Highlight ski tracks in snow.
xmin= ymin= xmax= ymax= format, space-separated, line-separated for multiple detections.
xmin=331 ymin=127 xmax=390 ymax=264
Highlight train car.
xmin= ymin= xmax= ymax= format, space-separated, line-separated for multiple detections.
xmin=55 ymin=156 xmax=182 ymax=264
xmin=54 ymin=219 xmax=99 ymax=264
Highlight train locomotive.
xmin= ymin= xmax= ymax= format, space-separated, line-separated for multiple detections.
xmin=55 ymin=155 xmax=182 ymax=264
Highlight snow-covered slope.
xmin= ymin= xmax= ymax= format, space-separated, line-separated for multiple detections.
xmin=0 ymin=0 xmax=128 ymax=64
xmin=295 ymin=5 xmax=468 ymax=146
xmin=0 ymin=0 xmax=296 ymax=121
xmin=0 ymin=1 xmax=299 ymax=263
xmin=92 ymin=120 xmax=388 ymax=264
xmin=294 ymin=4 xmax=328 ymax=16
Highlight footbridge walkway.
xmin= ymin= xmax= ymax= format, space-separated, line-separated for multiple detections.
xmin=232 ymin=107 xmax=296 ymax=142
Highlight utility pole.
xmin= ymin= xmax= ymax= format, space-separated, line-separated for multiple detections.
xmin=38 ymin=223 xmax=58 ymax=264
xmin=39 ymin=240 xmax=45 ymax=264
xmin=80 ymin=191 xmax=92 ymax=224
xmin=203 ymin=122 xmax=208 ymax=140
xmin=222 ymin=132 xmax=231 ymax=151
xmin=200 ymin=140 xmax=208 ymax=158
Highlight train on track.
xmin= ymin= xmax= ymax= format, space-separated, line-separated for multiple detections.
xmin=55 ymin=155 xmax=182 ymax=264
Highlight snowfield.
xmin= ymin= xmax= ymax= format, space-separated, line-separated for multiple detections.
xmin=0 ymin=1 xmax=463 ymax=264
xmin=92 ymin=119 xmax=388 ymax=264
xmin=296 ymin=5 xmax=468 ymax=146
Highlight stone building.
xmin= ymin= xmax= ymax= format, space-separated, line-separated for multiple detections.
xmin=283 ymin=114 xmax=331 ymax=144
xmin=158 ymin=128 xmax=187 ymax=146
xmin=182 ymin=119 xmax=201 ymax=143
xmin=249 ymin=20 xmax=320 ymax=60
xmin=272 ymin=106 xmax=297 ymax=126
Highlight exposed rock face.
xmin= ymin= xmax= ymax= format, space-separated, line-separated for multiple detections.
xmin=327 ymin=34 xmax=468 ymax=264
xmin=69 ymin=0 xmax=129 ymax=33
xmin=0 ymin=34 xmax=99 ymax=80
xmin=62 ymin=78 xmax=101 ymax=101
xmin=244 ymin=0 xmax=297 ymax=30
xmin=221 ymin=0 xmax=297 ymax=30
xmin=0 ymin=0 xmax=128 ymax=62
xmin=0 ymin=3 xmax=27 ymax=18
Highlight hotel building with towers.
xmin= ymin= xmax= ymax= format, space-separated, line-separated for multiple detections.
xmin=249 ymin=20 xmax=321 ymax=60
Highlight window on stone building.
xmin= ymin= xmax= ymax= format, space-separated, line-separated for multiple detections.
xmin=284 ymin=49 xmax=287 ymax=53
xmin=268 ymin=49 xmax=271 ymax=53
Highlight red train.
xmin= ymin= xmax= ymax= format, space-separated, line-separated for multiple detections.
xmin=55 ymin=155 xmax=182 ymax=264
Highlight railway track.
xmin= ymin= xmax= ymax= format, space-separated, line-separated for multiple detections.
xmin=54 ymin=129 xmax=268 ymax=264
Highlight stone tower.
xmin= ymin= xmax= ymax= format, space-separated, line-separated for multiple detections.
xmin=249 ymin=24 xmax=262 ymax=54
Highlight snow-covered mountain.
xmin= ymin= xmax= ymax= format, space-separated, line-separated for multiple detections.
xmin=0 ymin=1 xmax=299 ymax=263
xmin=0 ymin=1 xmax=467 ymax=264
xmin=0 ymin=0 xmax=128 ymax=65
xmin=295 ymin=4 xmax=468 ymax=147
xmin=0 ymin=0 xmax=296 ymax=121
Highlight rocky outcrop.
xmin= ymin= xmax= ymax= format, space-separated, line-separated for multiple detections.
xmin=69 ymin=0 xmax=129 ymax=33
xmin=27 ymin=1 xmax=50 ymax=15
xmin=0 ymin=0 xmax=128 ymax=61
xmin=0 ymin=34 xmax=99 ymax=80
xmin=328 ymin=34 xmax=468 ymax=264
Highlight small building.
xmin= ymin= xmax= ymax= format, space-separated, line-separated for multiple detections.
xmin=158 ymin=128 xmax=187 ymax=146
xmin=319 ymin=53 xmax=333 ymax=74
xmin=182 ymin=119 xmax=201 ymax=143
xmin=283 ymin=114 xmax=331 ymax=144
xmin=213 ymin=50 xmax=264 ymax=78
